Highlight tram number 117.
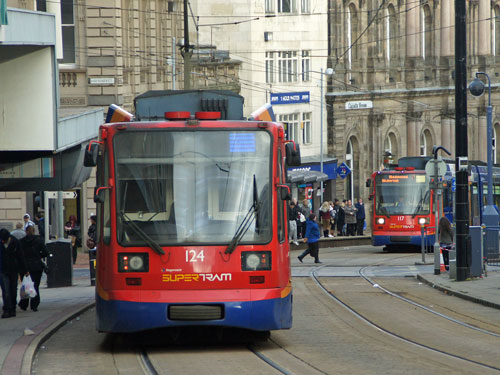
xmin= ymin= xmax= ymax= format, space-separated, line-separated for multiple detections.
xmin=186 ymin=249 xmax=205 ymax=262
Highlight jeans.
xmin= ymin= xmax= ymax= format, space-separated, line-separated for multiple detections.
xmin=1 ymin=272 xmax=18 ymax=313
xmin=288 ymin=220 xmax=297 ymax=242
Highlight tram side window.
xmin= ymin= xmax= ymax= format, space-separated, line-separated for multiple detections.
xmin=277 ymin=149 xmax=285 ymax=242
xmin=97 ymin=151 xmax=111 ymax=244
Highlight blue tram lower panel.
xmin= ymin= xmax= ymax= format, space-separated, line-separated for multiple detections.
xmin=372 ymin=234 xmax=436 ymax=247
xmin=95 ymin=293 xmax=293 ymax=333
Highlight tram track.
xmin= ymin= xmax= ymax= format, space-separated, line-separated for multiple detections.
xmin=310 ymin=261 xmax=500 ymax=373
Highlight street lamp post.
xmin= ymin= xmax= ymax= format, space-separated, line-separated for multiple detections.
xmin=319 ymin=68 xmax=334 ymax=203
xmin=469 ymin=72 xmax=499 ymax=262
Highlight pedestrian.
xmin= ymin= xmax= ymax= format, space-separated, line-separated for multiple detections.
xmin=87 ymin=214 xmax=97 ymax=249
xmin=35 ymin=212 xmax=45 ymax=241
xmin=299 ymin=199 xmax=311 ymax=239
xmin=329 ymin=201 xmax=337 ymax=237
xmin=319 ymin=201 xmax=332 ymax=238
xmin=18 ymin=223 xmax=48 ymax=312
xmin=23 ymin=213 xmax=35 ymax=231
xmin=0 ymin=228 xmax=28 ymax=318
xmin=438 ymin=216 xmax=453 ymax=270
xmin=11 ymin=222 xmax=26 ymax=240
xmin=65 ymin=215 xmax=81 ymax=265
xmin=336 ymin=201 xmax=345 ymax=236
xmin=288 ymin=199 xmax=300 ymax=246
xmin=344 ymin=199 xmax=357 ymax=236
xmin=355 ymin=198 xmax=366 ymax=235
xmin=297 ymin=213 xmax=322 ymax=264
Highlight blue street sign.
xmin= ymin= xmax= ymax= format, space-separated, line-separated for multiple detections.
xmin=451 ymin=177 xmax=456 ymax=192
xmin=337 ymin=162 xmax=351 ymax=179
xmin=270 ymin=91 xmax=310 ymax=105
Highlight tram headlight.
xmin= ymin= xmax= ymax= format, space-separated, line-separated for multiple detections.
xmin=118 ymin=253 xmax=149 ymax=272
xmin=376 ymin=217 xmax=385 ymax=225
xmin=418 ymin=217 xmax=429 ymax=225
xmin=241 ymin=251 xmax=272 ymax=271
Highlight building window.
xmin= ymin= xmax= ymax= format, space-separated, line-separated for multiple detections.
xmin=278 ymin=0 xmax=297 ymax=13
xmin=266 ymin=52 xmax=275 ymax=84
xmin=36 ymin=0 xmax=47 ymax=11
xmin=494 ymin=123 xmax=499 ymax=163
xmin=302 ymin=112 xmax=311 ymax=144
xmin=61 ymin=0 xmax=75 ymax=64
xmin=422 ymin=5 xmax=432 ymax=61
xmin=279 ymin=113 xmax=300 ymax=143
xmin=301 ymin=50 xmax=310 ymax=81
xmin=266 ymin=0 xmax=275 ymax=13
xmin=301 ymin=0 xmax=310 ymax=13
xmin=420 ymin=129 xmax=433 ymax=156
xmin=278 ymin=51 xmax=297 ymax=82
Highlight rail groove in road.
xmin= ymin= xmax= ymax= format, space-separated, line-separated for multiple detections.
xmin=310 ymin=264 xmax=500 ymax=372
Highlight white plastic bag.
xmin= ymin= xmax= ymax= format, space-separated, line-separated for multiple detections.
xmin=20 ymin=275 xmax=37 ymax=299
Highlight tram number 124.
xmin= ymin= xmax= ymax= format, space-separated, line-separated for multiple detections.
xmin=186 ymin=249 xmax=205 ymax=262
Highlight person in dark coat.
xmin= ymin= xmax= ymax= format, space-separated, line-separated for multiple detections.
xmin=438 ymin=216 xmax=453 ymax=270
xmin=87 ymin=214 xmax=97 ymax=249
xmin=18 ymin=223 xmax=48 ymax=312
xmin=297 ymin=213 xmax=322 ymax=263
xmin=336 ymin=201 xmax=345 ymax=236
xmin=355 ymin=198 xmax=366 ymax=235
xmin=0 ymin=228 xmax=28 ymax=318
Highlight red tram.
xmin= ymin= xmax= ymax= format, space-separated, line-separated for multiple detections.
xmin=84 ymin=102 xmax=298 ymax=333
xmin=366 ymin=157 xmax=448 ymax=249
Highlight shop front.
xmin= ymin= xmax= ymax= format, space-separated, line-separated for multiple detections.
xmin=287 ymin=157 xmax=337 ymax=212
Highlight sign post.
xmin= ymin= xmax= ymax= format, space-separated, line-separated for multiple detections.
xmin=425 ymin=146 xmax=451 ymax=275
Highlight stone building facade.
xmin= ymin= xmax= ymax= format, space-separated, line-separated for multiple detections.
xmin=327 ymin=0 xmax=500 ymax=203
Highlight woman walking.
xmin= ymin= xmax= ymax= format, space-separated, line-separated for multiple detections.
xmin=319 ymin=201 xmax=332 ymax=238
xmin=298 ymin=213 xmax=322 ymax=264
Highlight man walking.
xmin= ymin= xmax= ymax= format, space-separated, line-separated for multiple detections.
xmin=0 ymin=228 xmax=28 ymax=318
xmin=288 ymin=200 xmax=300 ymax=246
xmin=355 ymin=198 xmax=366 ymax=235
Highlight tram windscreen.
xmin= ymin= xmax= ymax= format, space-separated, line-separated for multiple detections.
xmin=374 ymin=173 xmax=430 ymax=216
xmin=113 ymin=130 xmax=272 ymax=245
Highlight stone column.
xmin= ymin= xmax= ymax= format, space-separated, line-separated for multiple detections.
xmin=478 ymin=0 xmax=491 ymax=55
xmin=406 ymin=0 xmax=420 ymax=57
xmin=478 ymin=115 xmax=488 ymax=161
xmin=440 ymin=0 xmax=454 ymax=57
xmin=441 ymin=118 xmax=451 ymax=153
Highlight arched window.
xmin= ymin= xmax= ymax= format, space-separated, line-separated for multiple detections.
xmin=384 ymin=132 xmax=399 ymax=160
xmin=348 ymin=3 xmax=359 ymax=65
xmin=387 ymin=4 xmax=397 ymax=62
xmin=346 ymin=136 xmax=360 ymax=200
xmin=420 ymin=129 xmax=433 ymax=156
xmin=422 ymin=5 xmax=432 ymax=61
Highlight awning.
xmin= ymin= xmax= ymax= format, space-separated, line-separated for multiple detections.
xmin=287 ymin=170 xmax=329 ymax=184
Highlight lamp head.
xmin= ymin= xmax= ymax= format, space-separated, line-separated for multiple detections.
xmin=469 ymin=77 xmax=485 ymax=97
xmin=324 ymin=68 xmax=334 ymax=76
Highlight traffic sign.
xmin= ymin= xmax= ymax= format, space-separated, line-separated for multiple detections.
xmin=46 ymin=191 xmax=77 ymax=199
xmin=425 ymin=159 xmax=447 ymax=178
xmin=337 ymin=162 xmax=351 ymax=179
xmin=451 ymin=177 xmax=456 ymax=192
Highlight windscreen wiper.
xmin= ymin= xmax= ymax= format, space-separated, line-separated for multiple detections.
xmin=118 ymin=211 xmax=165 ymax=255
xmin=225 ymin=175 xmax=259 ymax=255
xmin=412 ymin=191 xmax=429 ymax=218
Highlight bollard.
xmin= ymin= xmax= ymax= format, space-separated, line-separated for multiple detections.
xmin=88 ymin=248 xmax=97 ymax=286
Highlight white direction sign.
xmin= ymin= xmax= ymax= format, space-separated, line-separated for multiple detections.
xmin=425 ymin=159 xmax=447 ymax=178
xmin=46 ymin=191 xmax=77 ymax=199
